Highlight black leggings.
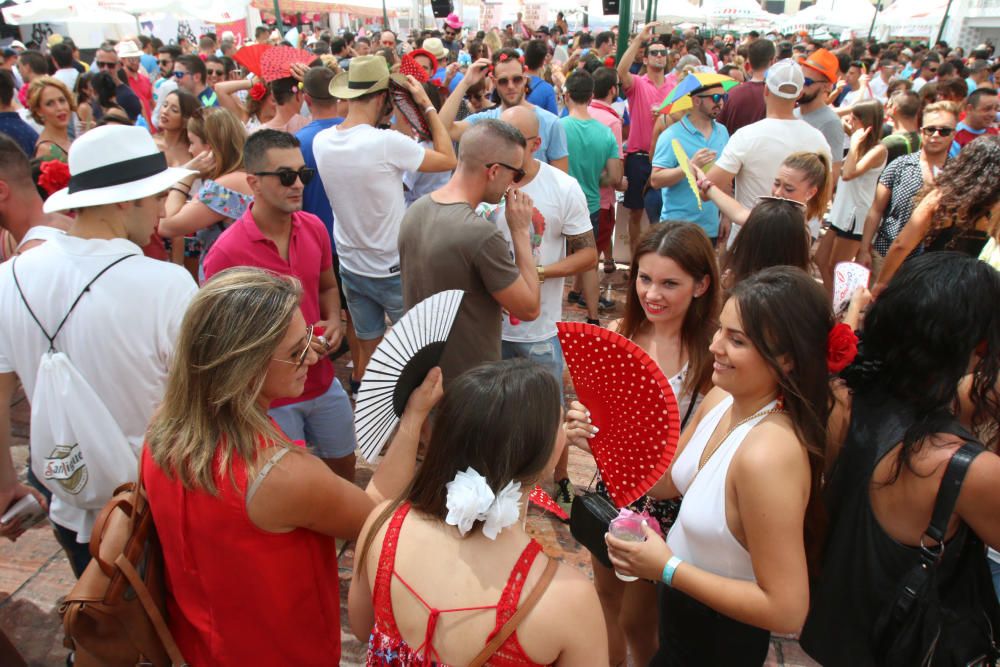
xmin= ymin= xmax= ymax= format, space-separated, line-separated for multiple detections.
xmin=650 ymin=584 xmax=771 ymax=666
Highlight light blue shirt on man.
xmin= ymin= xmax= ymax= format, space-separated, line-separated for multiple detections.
xmin=652 ymin=115 xmax=730 ymax=238
xmin=465 ymin=105 xmax=569 ymax=165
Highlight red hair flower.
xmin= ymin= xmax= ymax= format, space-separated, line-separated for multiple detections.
xmin=604 ymin=56 xmax=616 ymax=68
xmin=498 ymin=52 xmax=510 ymax=62
xmin=827 ymin=323 xmax=858 ymax=374
xmin=249 ymin=81 xmax=268 ymax=102
xmin=38 ymin=159 xmax=70 ymax=197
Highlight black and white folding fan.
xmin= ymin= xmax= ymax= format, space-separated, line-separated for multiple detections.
xmin=354 ymin=289 xmax=464 ymax=462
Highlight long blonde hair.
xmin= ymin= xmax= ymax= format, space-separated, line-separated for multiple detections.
xmin=146 ymin=267 xmax=301 ymax=494
xmin=187 ymin=107 xmax=246 ymax=180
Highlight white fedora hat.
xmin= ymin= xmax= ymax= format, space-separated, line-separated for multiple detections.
xmin=114 ymin=40 xmax=143 ymax=59
xmin=43 ymin=126 xmax=195 ymax=213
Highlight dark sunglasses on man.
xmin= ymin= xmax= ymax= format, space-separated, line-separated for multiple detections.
xmin=254 ymin=167 xmax=317 ymax=186
xmin=921 ymin=125 xmax=954 ymax=137
xmin=486 ymin=162 xmax=525 ymax=183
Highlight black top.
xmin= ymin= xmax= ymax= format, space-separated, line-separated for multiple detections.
xmin=925 ymin=225 xmax=990 ymax=257
xmin=800 ymin=391 xmax=999 ymax=666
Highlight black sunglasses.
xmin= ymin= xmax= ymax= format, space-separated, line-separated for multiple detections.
xmin=96 ymin=61 xmax=117 ymax=69
xmin=486 ymin=161 xmax=525 ymax=183
xmin=921 ymin=125 xmax=954 ymax=137
xmin=647 ymin=49 xmax=668 ymax=56
xmin=254 ymin=167 xmax=316 ymax=186
xmin=496 ymin=75 xmax=525 ymax=87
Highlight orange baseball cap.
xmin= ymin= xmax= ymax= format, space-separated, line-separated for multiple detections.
xmin=798 ymin=48 xmax=839 ymax=83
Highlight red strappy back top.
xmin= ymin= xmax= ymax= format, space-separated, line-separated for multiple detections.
xmin=366 ymin=502 xmax=552 ymax=667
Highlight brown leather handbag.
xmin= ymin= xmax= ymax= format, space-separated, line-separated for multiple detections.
xmin=60 ymin=469 xmax=187 ymax=667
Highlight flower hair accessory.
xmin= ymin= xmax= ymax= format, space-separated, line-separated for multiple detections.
xmin=249 ymin=81 xmax=268 ymax=102
xmin=445 ymin=467 xmax=522 ymax=539
xmin=37 ymin=159 xmax=70 ymax=196
xmin=827 ymin=322 xmax=859 ymax=374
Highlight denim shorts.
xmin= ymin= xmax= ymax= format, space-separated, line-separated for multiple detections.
xmin=501 ymin=335 xmax=565 ymax=401
xmin=338 ymin=267 xmax=404 ymax=340
xmin=268 ymin=380 xmax=356 ymax=459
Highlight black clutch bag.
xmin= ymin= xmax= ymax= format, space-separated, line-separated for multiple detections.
xmin=570 ymin=493 xmax=619 ymax=569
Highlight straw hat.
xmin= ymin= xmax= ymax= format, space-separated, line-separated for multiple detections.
xmin=114 ymin=40 xmax=143 ymax=59
xmin=44 ymin=126 xmax=195 ymax=213
xmin=421 ymin=37 xmax=448 ymax=60
xmin=328 ymin=55 xmax=406 ymax=99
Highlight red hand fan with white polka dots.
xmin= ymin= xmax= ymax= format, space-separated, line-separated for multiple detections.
xmin=557 ymin=321 xmax=681 ymax=507
xmin=261 ymin=46 xmax=314 ymax=82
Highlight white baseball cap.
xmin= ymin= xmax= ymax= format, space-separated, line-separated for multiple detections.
xmin=766 ymin=58 xmax=805 ymax=100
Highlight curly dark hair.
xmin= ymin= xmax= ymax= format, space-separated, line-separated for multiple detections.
xmin=841 ymin=252 xmax=1000 ymax=466
xmin=924 ymin=134 xmax=1000 ymax=241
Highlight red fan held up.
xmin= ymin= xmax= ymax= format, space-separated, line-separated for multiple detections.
xmin=557 ymin=322 xmax=681 ymax=507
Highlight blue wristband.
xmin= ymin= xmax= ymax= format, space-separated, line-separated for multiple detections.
xmin=661 ymin=556 xmax=683 ymax=587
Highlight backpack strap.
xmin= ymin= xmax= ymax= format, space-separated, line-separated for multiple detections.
xmin=11 ymin=254 xmax=136 ymax=352
xmin=114 ymin=554 xmax=188 ymax=667
xmin=468 ymin=556 xmax=559 ymax=667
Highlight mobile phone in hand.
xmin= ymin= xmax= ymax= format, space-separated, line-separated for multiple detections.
xmin=1 ymin=494 xmax=47 ymax=530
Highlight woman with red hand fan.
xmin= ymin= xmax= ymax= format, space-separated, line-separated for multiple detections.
xmin=569 ymin=222 xmax=720 ymax=667
xmin=592 ymin=266 xmax=833 ymax=666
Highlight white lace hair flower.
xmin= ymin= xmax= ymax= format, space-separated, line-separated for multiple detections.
xmin=445 ymin=467 xmax=495 ymax=535
xmin=482 ymin=480 xmax=522 ymax=540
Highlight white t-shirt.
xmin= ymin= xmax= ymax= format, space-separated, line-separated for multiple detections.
xmin=0 ymin=235 xmax=196 ymax=536
xmin=16 ymin=225 xmax=65 ymax=251
xmin=715 ymin=117 xmax=833 ymax=211
xmin=314 ymin=123 xmax=426 ymax=277
xmin=494 ymin=162 xmax=592 ymax=342
xmin=53 ymin=68 xmax=79 ymax=93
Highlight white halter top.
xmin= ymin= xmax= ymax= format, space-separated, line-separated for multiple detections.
xmin=666 ymin=395 xmax=778 ymax=581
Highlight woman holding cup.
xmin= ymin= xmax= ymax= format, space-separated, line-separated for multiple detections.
xmin=567 ymin=266 xmax=836 ymax=666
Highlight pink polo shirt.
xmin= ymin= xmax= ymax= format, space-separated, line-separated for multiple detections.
xmin=203 ymin=206 xmax=335 ymax=407
xmin=589 ymin=100 xmax=624 ymax=210
xmin=624 ymin=73 xmax=672 ymax=155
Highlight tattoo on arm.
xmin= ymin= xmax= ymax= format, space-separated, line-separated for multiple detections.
xmin=566 ymin=231 xmax=596 ymax=254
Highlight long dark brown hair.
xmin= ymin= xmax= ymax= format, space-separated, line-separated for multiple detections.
xmin=922 ymin=134 xmax=1000 ymax=242
xmin=723 ymin=199 xmax=810 ymax=289
xmin=730 ymin=267 xmax=833 ymax=572
xmin=359 ymin=359 xmax=563 ymax=565
xmin=619 ymin=222 xmax=720 ymax=399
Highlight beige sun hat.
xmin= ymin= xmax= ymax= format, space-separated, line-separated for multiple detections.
xmin=328 ymin=54 xmax=406 ymax=99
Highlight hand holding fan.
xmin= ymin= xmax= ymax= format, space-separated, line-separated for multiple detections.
xmin=261 ymin=46 xmax=314 ymax=82
xmin=672 ymin=139 xmax=702 ymax=210
xmin=390 ymin=78 xmax=432 ymax=142
xmin=557 ymin=322 xmax=681 ymax=507
xmin=833 ymin=261 xmax=870 ymax=313
xmin=354 ymin=290 xmax=464 ymax=462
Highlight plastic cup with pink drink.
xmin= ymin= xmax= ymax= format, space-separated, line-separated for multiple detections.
xmin=608 ymin=513 xmax=647 ymax=582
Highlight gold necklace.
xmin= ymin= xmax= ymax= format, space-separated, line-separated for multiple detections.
xmin=697 ymin=401 xmax=784 ymax=472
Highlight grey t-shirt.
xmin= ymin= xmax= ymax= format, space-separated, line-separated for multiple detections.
xmin=398 ymin=195 xmax=521 ymax=386
xmin=797 ymin=105 xmax=845 ymax=162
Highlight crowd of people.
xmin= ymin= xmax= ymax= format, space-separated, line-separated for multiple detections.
xmin=0 ymin=12 xmax=998 ymax=667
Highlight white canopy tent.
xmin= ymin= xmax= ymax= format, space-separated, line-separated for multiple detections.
xmin=2 ymin=0 xmax=137 ymax=46
xmin=700 ymin=0 xmax=770 ymax=27
xmin=874 ymin=0 xmax=948 ymax=41
xmin=99 ymin=0 xmax=248 ymax=24
xmin=784 ymin=0 xmax=876 ymax=32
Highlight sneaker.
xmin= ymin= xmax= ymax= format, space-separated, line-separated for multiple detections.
xmin=349 ymin=377 xmax=361 ymax=401
xmin=567 ymin=290 xmax=582 ymax=305
xmin=554 ymin=478 xmax=575 ymax=517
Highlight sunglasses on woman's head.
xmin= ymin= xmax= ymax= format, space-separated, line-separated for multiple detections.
xmin=758 ymin=195 xmax=806 ymax=209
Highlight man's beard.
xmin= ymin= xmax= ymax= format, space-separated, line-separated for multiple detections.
xmin=798 ymin=89 xmax=820 ymax=105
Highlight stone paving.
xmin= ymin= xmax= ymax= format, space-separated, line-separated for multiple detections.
xmin=0 ymin=267 xmax=818 ymax=666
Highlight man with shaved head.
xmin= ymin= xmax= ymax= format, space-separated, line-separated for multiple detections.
xmin=496 ymin=104 xmax=597 ymax=510
xmin=398 ymin=119 xmax=542 ymax=385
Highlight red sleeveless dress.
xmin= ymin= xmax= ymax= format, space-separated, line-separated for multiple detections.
xmin=367 ymin=503 xmax=552 ymax=667
xmin=142 ymin=442 xmax=341 ymax=666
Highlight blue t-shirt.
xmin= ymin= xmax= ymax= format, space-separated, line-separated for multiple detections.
xmin=296 ymin=117 xmax=344 ymax=249
xmin=527 ymin=76 xmax=558 ymax=115
xmin=0 ymin=111 xmax=38 ymax=157
xmin=140 ymin=53 xmax=158 ymax=77
xmin=465 ymin=105 xmax=568 ymax=164
xmin=433 ymin=67 xmax=464 ymax=93
xmin=652 ymin=115 xmax=730 ymax=237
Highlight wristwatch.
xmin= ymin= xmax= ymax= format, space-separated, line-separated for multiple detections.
xmin=536 ymin=266 xmax=546 ymax=283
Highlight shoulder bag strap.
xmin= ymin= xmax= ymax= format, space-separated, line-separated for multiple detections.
xmin=11 ymin=254 xmax=136 ymax=352
xmin=887 ymin=440 xmax=984 ymax=627
xmin=468 ymin=557 xmax=559 ymax=667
